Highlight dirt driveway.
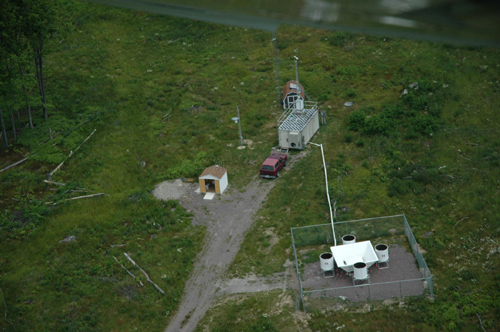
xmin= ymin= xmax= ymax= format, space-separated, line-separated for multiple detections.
xmin=155 ymin=153 xmax=306 ymax=332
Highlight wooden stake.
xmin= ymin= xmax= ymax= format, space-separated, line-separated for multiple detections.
xmin=123 ymin=253 xmax=165 ymax=295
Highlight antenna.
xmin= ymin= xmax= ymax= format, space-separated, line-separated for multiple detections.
xmin=294 ymin=56 xmax=300 ymax=95
xmin=272 ymin=32 xmax=281 ymax=102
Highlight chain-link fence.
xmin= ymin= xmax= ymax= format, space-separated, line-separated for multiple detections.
xmin=291 ymin=214 xmax=433 ymax=312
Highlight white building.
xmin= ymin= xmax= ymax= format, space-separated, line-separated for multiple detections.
xmin=198 ymin=165 xmax=228 ymax=195
xmin=278 ymin=101 xmax=320 ymax=150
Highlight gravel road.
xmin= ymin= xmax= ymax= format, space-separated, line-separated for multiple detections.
xmin=157 ymin=153 xmax=306 ymax=332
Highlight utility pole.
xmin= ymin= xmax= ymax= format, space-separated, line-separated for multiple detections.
xmin=272 ymin=32 xmax=281 ymax=102
xmin=294 ymin=56 xmax=300 ymax=95
xmin=232 ymin=106 xmax=243 ymax=146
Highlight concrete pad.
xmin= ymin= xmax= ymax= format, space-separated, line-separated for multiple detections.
xmin=204 ymin=192 xmax=216 ymax=200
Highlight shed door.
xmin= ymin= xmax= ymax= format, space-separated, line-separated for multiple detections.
xmin=289 ymin=131 xmax=300 ymax=148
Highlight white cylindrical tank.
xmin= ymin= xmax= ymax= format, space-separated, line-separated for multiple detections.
xmin=319 ymin=252 xmax=334 ymax=271
xmin=353 ymin=262 xmax=368 ymax=280
xmin=342 ymin=234 xmax=356 ymax=245
xmin=375 ymin=244 xmax=389 ymax=263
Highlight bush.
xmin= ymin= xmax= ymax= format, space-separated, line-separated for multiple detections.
xmin=348 ymin=110 xmax=365 ymax=131
xmin=343 ymin=132 xmax=353 ymax=143
xmin=406 ymin=114 xmax=440 ymax=136
xmin=363 ymin=114 xmax=395 ymax=136
xmin=328 ymin=31 xmax=355 ymax=47
xmin=355 ymin=139 xmax=365 ymax=147
xmin=342 ymin=88 xmax=357 ymax=98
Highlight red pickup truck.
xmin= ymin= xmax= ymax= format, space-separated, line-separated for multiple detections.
xmin=260 ymin=153 xmax=288 ymax=179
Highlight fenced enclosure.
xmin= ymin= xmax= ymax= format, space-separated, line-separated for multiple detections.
xmin=291 ymin=214 xmax=433 ymax=312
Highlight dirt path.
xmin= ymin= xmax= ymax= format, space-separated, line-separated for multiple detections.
xmin=161 ymin=153 xmax=305 ymax=332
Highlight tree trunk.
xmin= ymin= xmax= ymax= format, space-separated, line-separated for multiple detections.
xmin=20 ymin=68 xmax=33 ymax=129
xmin=34 ymin=48 xmax=47 ymax=119
xmin=6 ymin=64 xmax=21 ymax=126
xmin=11 ymin=89 xmax=20 ymax=126
xmin=7 ymin=102 xmax=16 ymax=143
xmin=39 ymin=54 xmax=47 ymax=119
xmin=0 ymin=105 xmax=8 ymax=147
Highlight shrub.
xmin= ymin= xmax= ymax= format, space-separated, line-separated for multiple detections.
xmin=406 ymin=114 xmax=440 ymax=136
xmin=343 ymin=132 xmax=353 ymax=143
xmin=355 ymin=139 xmax=365 ymax=147
xmin=342 ymin=88 xmax=357 ymax=98
xmin=363 ymin=114 xmax=395 ymax=136
xmin=348 ymin=110 xmax=365 ymax=131
xmin=328 ymin=31 xmax=355 ymax=47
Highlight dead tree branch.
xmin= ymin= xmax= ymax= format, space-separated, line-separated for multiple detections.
xmin=0 ymin=155 xmax=33 ymax=173
xmin=123 ymin=253 xmax=165 ymax=295
xmin=477 ymin=313 xmax=486 ymax=332
xmin=45 ymin=193 xmax=105 ymax=205
xmin=48 ymin=129 xmax=96 ymax=179
xmin=43 ymin=180 xmax=66 ymax=186
xmin=0 ymin=286 xmax=14 ymax=327
xmin=113 ymin=256 xmax=143 ymax=286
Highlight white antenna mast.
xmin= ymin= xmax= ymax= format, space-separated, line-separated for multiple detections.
xmin=294 ymin=55 xmax=300 ymax=96
xmin=293 ymin=55 xmax=304 ymax=110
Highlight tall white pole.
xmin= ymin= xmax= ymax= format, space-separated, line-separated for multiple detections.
xmin=237 ymin=106 xmax=243 ymax=146
xmin=294 ymin=56 xmax=300 ymax=95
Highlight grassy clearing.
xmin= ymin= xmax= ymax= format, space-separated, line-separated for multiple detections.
xmin=1 ymin=1 xmax=500 ymax=331
xmin=226 ymin=25 xmax=500 ymax=331
xmin=0 ymin=2 xmax=284 ymax=331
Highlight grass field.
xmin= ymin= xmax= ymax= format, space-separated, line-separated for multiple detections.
xmin=1 ymin=1 xmax=500 ymax=331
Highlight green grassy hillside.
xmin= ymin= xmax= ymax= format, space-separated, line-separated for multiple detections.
xmin=1 ymin=1 xmax=499 ymax=331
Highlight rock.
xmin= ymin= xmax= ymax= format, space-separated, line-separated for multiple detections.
xmin=424 ymin=231 xmax=434 ymax=238
xmin=341 ymin=206 xmax=350 ymax=212
xmin=140 ymin=161 xmax=146 ymax=167
xmin=283 ymin=259 xmax=294 ymax=268
xmin=409 ymin=82 xmax=418 ymax=89
xmin=344 ymin=102 xmax=353 ymax=107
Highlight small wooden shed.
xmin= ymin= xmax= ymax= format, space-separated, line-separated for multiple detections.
xmin=199 ymin=165 xmax=228 ymax=195
xmin=282 ymin=80 xmax=305 ymax=110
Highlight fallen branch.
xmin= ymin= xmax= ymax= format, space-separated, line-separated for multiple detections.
xmin=455 ymin=217 xmax=469 ymax=227
xmin=477 ymin=313 xmax=486 ymax=332
xmin=123 ymin=253 xmax=165 ymax=295
xmin=459 ymin=154 xmax=472 ymax=162
xmin=110 ymin=244 xmax=125 ymax=248
xmin=113 ymin=256 xmax=143 ymax=286
xmin=43 ymin=180 xmax=66 ymax=186
xmin=59 ymin=235 xmax=77 ymax=244
xmin=0 ymin=155 xmax=32 ymax=173
xmin=45 ymin=193 xmax=105 ymax=205
xmin=0 ymin=286 xmax=14 ymax=327
xmin=66 ymin=193 xmax=104 ymax=201
xmin=75 ymin=129 xmax=96 ymax=153
xmin=48 ymin=129 xmax=96 ymax=179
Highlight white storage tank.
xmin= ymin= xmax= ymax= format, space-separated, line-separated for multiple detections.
xmin=375 ymin=244 xmax=389 ymax=263
xmin=342 ymin=234 xmax=356 ymax=245
xmin=319 ymin=252 xmax=334 ymax=271
xmin=353 ymin=262 xmax=368 ymax=280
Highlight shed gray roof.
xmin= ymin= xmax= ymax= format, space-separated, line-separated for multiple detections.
xmin=278 ymin=107 xmax=318 ymax=132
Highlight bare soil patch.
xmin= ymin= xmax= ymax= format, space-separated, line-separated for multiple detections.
xmin=159 ymin=152 xmax=307 ymax=332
